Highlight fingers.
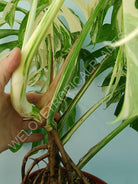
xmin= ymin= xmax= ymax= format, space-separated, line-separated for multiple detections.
xmin=26 ymin=93 xmax=43 ymax=104
xmin=22 ymin=133 xmax=44 ymax=143
xmin=0 ymin=47 xmax=21 ymax=91
xmin=20 ymin=120 xmax=44 ymax=143
xmin=21 ymin=120 xmax=44 ymax=130
xmin=8 ymin=120 xmax=44 ymax=148
xmin=13 ymin=120 xmax=44 ymax=144
xmin=10 ymin=131 xmax=44 ymax=144
xmin=5 ymin=93 xmax=43 ymax=104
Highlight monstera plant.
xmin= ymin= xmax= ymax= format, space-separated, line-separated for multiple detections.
xmin=0 ymin=0 xmax=138 ymax=183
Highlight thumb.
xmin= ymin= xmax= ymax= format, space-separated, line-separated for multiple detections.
xmin=0 ymin=47 xmax=21 ymax=90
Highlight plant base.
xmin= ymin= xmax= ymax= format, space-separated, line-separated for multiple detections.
xmin=25 ymin=168 xmax=107 ymax=184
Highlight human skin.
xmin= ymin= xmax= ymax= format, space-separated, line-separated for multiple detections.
xmin=0 ymin=48 xmax=44 ymax=153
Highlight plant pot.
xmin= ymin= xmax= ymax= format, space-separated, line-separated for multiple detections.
xmin=82 ymin=171 xmax=107 ymax=184
xmin=25 ymin=168 xmax=107 ymax=184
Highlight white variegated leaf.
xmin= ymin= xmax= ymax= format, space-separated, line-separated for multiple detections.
xmin=59 ymin=5 xmax=82 ymax=33
xmin=110 ymin=0 xmax=138 ymax=123
xmin=3 ymin=0 xmax=20 ymax=27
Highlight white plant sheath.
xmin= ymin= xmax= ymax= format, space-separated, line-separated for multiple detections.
xmin=11 ymin=0 xmax=65 ymax=122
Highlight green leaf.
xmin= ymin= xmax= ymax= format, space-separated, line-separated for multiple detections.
xmin=37 ymin=0 xmax=49 ymax=15
xmin=9 ymin=143 xmax=23 ymax=153
xmin=105 ymin=74 xmax=126 ymax=108
xmin=106 ymin=85 xmax=124 ymax=108
xmin=130 ymin=118 xmax=138 ymax=132
xmin=90 ymin=0 xmax=122 ymax=44
xmin=0 ymin=29 xmax=18 ymax=39
xmin=60 ymin=26 xmax=71 ymax=52
xmin=0 ymin=17 xmax=5 ymax=26
xmin=0 ymin=0 xmax=6 ymax=12
xmin=90 ymin=0 xmax=109 ymax=44
xmin=70 ymin=57 xmax=80 ymax=89
xmin=0 ymin=0 xmax=27 ymax=16
xmin=0 ymin=41 xmax=19 ymax=53
xmin=59 ymin=97 xmax=76 ymax=136
xmin=3 ymin=0 xmax=20 ymax=27
xmin=102 ymin=53 xmax=126 ymax=108
xmin=82 ymin=46 xmax=118 ymax=81
xmin=114 ymin=94 xmax=124 ymax=117
xmin=31 ymin=129 xmax=43 ymax=155
xmin=135 ymin=0 xmax=138 ymax=9
xmin=94 ymin=50 xmax=117 ymax=78
xmin=96 ymin=23 xmax=116 ymax=43
xmin=105 ymin=46 xmax=125 ymax=104
xmin=102 ymin=71 xmax=112 ymax=88
xmin=9 ymin=130 xmax=30 ymax=152
xmin=46 ymin=0 xmax=107 ymax=129
xmin=58 ymin=54 xmax=113 ymax=132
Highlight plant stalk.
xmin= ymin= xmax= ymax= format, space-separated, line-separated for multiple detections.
xmin=38 ymin=0 xmax=107 ymax=128
xmin=51 ymin=130 xmax=90 ymax=184
xmin=22 ymin=0 xmax=38 ymax=49
xmin=61 ymin=95 xmax=109 ymax=145
xmin=58 ymin=54 xmax=109 ymax=131
xmin=77 ymin=117 xmax=137 ymax=169
xmin=47 ymin=131 xmax=60 ymax=184
xmin=47 ymin=34 xmax=54 ymax=86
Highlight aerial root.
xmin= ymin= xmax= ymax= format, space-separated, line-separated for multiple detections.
xmin=51 ymin=130 xmax=90 ymax=184
xmin=33 ymin=169 xmax=44 ymax=184
xmin=22 ymin=144 xmax=48 ymax=183
xmin=21 ymin=130 xmax=91 ymax=184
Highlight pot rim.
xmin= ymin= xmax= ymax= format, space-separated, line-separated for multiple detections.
xmin=27 ymin=168 xmax=107 ymax=184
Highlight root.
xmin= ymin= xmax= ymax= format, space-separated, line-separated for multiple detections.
xmin=40 ymin=170 xmax=47 ymax=184
xmin=21 ymin=129 xmax=91 ymax=184
xmin=51 ymin=130 xmax=90 ymax=184
xmin=22 ymin=144 xmax=48 ymax=180
xmin=58 ymin=166 xmax=62 ymax=184
xmin=52 ymin=132 xmax=73 ymax=184
xmin=47 ymin=131 xmax=60 ymax=184
xmin=22 ymin=153 xmax=49 ymax=183
xmin=33 ymin=169 xmax=44 ymax=184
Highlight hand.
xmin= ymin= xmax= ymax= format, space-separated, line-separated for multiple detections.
xmin=0 ymin=48 xmax=44 ymax=153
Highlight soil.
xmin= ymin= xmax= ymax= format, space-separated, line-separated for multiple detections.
xmin=25 ymin=169 xmax=97 ymax=184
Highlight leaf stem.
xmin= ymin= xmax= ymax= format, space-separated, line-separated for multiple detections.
xmin=47 ymin=0 xmax=107 ymax=128
xmin=58 ymin=55 xmax=109 ymax=131
xmin=47 ymin=34 xmax=53 ymax=86
xmin=22 ymin=0 xmax=38 ymax=49
xmin=77 ymin=117 xmax=136 ymax=169
xmin=61 ymin=95 xmax=109 ymax=145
